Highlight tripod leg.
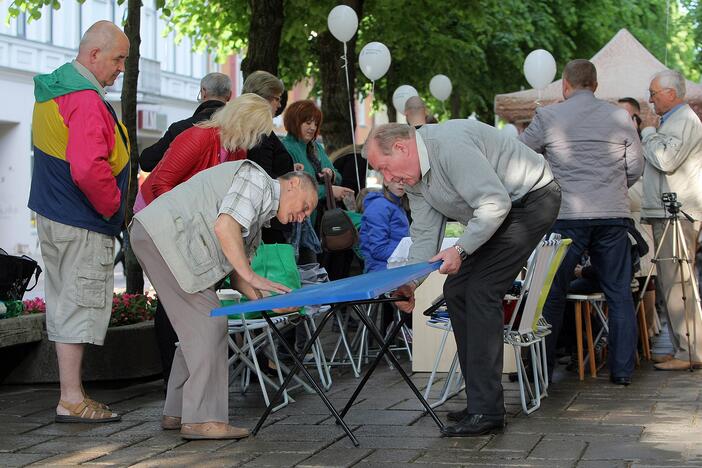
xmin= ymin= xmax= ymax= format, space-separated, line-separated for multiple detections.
xmin=672 ymin=220 xmax=699 ymax=372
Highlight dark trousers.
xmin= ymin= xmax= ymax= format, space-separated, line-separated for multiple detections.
xmin=543 ymin=220 xmax=637 ymax=379
xmin=444 ymin=181 xmax=560 ymax=415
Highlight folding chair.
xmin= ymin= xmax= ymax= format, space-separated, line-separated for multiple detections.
xmin=504 ymin=236 xmax=572 ymax=414
xmin=350 ymin=301 xmax=413 ymax=372
xmin=422 ymin=301 xmax=465 ymax=408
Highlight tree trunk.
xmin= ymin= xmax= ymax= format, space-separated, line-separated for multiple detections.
xmin=240 ymin=0 xmax=284 ymax=78
xmin=121 ymin=0 xmax=144 ymax=294
xmin=317 ymin=0 xmax=363 ymax=155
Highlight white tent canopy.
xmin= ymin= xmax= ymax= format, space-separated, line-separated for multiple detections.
xmin=494 ymin=29 xmax=702 ymax=126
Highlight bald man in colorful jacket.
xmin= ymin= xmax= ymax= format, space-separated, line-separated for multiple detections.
xmin=28 ymin=20 xmax=130 ymax=423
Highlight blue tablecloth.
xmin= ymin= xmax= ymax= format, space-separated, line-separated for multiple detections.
xmin=211 ymin=261 xmax=441 ymax=317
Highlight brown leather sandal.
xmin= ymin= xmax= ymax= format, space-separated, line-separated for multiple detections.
xmin=55 ymin=399 xmax=121 ymax=423
xmin=81 ymin=384 xmax=109 ymax=410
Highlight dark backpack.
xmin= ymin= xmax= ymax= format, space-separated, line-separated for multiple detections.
xmin=0 ymin=249 xmax=42 ymax=301
xmin=319 ymin=173 xmax=358 ymax=251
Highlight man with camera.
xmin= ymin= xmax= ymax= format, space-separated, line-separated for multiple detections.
xmin=642 ymin=70 xmax=702 ymax=370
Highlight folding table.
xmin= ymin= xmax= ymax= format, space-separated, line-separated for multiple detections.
xmin=211 ymin=261 xmax=446 ymax=446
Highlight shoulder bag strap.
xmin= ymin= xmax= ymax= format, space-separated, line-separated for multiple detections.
xmin=324 ymin=172 xmax=336 ymax=210
xmin=102 ymin=100 xmax=129 ymax=151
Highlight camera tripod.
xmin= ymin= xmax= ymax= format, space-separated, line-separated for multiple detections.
xmin=637 ymin=196 xmax=702 ymax=372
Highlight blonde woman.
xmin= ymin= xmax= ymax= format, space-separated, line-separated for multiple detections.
xmin=134 ymin=93 xmax=274 ymax=212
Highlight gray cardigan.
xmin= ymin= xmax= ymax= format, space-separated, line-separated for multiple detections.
xmin=519 ymin=90 xmax=643 ymax=220
xmin=407 ymin=119 xmax=553 ymax=263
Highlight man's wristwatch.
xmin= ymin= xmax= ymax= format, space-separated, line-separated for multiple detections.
xmin=454 ymin=244 xmax=468 ymax=261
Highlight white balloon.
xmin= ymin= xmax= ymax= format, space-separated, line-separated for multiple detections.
xmin=359 ymin=42 xmax=391 ymax=81
xmin=327 ymin=5 xmax=358 ymax=43
xmin=501 ymin=123 xmax=519 ymax=138
xmin=429 ymin=74 xmax=452 ymax=101
xmin=523 ymin=49 xmax=557 ymax=90
xmin=392 ymin=85 xmax=418 ymax=115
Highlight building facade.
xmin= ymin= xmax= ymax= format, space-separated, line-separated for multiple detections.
xmin=0 ymin=0 xmax=220 ymax=255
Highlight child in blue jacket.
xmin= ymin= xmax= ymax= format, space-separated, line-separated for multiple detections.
xmin=360 ymin=180 xmax=410 ymax=273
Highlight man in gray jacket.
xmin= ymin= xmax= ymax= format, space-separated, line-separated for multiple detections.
xmin=641 ymin=70 xmax=702 ymax=370
xmin=364 ymin=121 xmax=560 ymax=436
xmin=519 ymin=59 xmax=644 ymax=385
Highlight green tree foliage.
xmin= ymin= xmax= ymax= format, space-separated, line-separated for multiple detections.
xmin=162 ymin=0 xmax=699 ymax=124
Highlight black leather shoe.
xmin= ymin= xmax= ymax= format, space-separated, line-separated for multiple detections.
xmin=440 ymin=413 xmax=505 ymax=437
xmin=446 ymin=408 xmax=468 ymax=422
xmin=610 ymin=375 xmax=631 ymax=386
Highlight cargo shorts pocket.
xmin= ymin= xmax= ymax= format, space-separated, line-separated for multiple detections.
xmin=76 ymin=269 xmax=107 ymax=309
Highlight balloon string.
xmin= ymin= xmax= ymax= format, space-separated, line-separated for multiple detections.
xmin=342 ymin=41 xmax=362 ymax=194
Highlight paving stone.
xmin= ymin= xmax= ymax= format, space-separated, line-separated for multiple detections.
xmin=255 ymin=423 xmax=353 ymax=441
xmin=505 ymin=418 xmax=644 ymax=436
xmin=0 ymin=422 xmax=47 ymax=435
xmin=0 ymin=452 xmax=52 ymax=467
xmin=19 ymin=436 xmax=128 ymax=454
xmin=576 ymin=461 xmax=629 ymax=468
xmin=227 ymin=438 xmax=328 ymax=454
xmin=295 ymin=447 xmax=372 ymax=467
xmin=330 ymin=435 xmax=486 ymax=450
xmin=131 ymin=450 xmax=250 ymax=467
xmin=320 ymin=409 xmax=424 ymax=426
xmin=273 ymin=414 xmax=330 ymax=425
xmin=358 ymin=448 xmax=423 ymax=464
xmin=243 ymin=451 xmax=324 ymax=467
xmin=581 ymin=441 xmax=687 ymax=462
xmin=528 ymin=437 xmax=587 ymax=460
xmin=0 ymin=434 xmax=56 ymax=453
xmin=412 ymin=450 xmax=572 ymax=467
xmin=480 ymin=433 xmax=542 ymax=454
xmin=27 ymin=450 xmax=107 ymax=466
xmin=83 ymin=444 xmax=171 ymax=466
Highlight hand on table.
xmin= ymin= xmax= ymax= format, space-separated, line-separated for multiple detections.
xmin=248 ymin=273 xmax=291 ymax=295
xmin=393 ymin=283 xmax=416 ymax=313
xmin=430 ymin=247 xmax=463 ymax=275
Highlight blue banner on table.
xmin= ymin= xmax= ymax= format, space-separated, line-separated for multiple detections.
xmin=211 ymin=261 xmax=441 ymax=317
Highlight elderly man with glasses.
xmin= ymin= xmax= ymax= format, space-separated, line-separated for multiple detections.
xmin=641 ymin=69 xmax=702 ymax=370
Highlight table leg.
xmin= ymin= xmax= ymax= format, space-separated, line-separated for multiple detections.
xmin=252 ymin=307 xmax=359 ymax=446
xmin=342 ymin=306 xmax=445 ymax=430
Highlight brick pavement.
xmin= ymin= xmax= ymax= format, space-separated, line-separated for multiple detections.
xmin=0 ymin=358 xmax=701 ymax=467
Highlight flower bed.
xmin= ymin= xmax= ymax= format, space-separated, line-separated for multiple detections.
xmin=1 ymin=293 xmax=162 ymax=383
xmin=2 ymin=293 xmax=157 ymax=327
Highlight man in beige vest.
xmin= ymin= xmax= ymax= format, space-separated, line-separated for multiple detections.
xmin=641 ymin=70 xmax=702 ymax=370
xmin=130 ymin=161 xmax=317 ymax=439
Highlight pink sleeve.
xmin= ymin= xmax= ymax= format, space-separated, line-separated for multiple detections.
xmin=57 ymin=90 xmax=121 ymax=218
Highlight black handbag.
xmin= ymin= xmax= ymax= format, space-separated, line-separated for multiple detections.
xmin=0 ymin=248 xmax=42 ymax=301
xmin=319 ymin=173 xmax=358 ymax=252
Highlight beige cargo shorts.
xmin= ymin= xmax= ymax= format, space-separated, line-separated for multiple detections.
xmin=37 ymin=215 xmax=115 ymax=345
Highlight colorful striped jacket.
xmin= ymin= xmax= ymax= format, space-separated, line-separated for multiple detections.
xmin=28 ymin=62 xmax=130 ymax=236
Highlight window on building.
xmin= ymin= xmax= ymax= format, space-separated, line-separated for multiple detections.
xmin=0 ymin=0 xmax=19 ymax=36
xmin=174 ymin=36 xmax=192 ymax=76
xmin=156 ymin=20 xmax=175 ymax=72
xmin=81 ymin=0 xmax=112 ymax=37
xmin=52 ymin=1 xmax=80 ymax=49
xmin=25 ymin=6 xmax=51 ymax=43
xmin=140 ymin=0 xmax=157 ymax=60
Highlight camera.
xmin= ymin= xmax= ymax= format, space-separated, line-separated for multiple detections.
xmin=662 ymin=192 xmax=682 ymax=215
xmin=662 ymin=192 xmax=677 ymax=203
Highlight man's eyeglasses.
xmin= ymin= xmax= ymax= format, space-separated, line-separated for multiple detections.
xmin=649 ymin=88 xmax=671 ymax=99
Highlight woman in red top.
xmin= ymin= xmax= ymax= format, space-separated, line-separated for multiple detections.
xmin=134 ymin=93 xmax=274 ymax=212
